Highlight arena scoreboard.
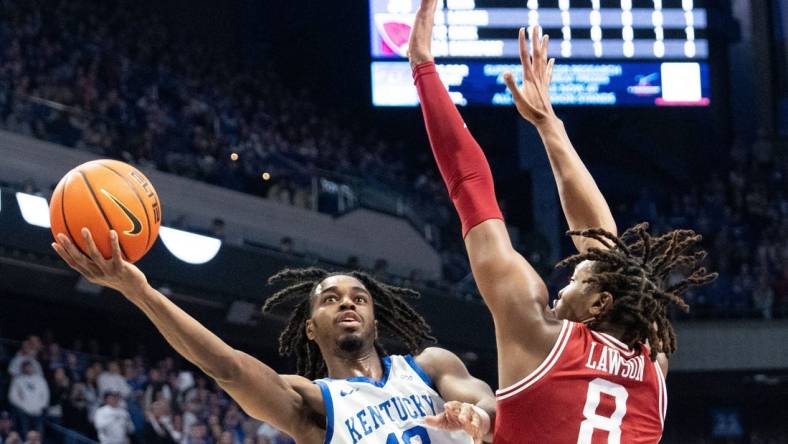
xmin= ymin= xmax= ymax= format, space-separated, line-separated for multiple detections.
xmin=370 ymin=0 xmax=711 ymax=107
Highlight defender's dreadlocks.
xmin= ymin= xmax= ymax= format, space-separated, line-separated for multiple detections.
xmin=557 ymin=223 xmax=717 ymax=360
xmin=262 ymin=268 xmax=436 ymax=379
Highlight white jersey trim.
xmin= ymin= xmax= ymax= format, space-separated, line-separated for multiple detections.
xmin=590 ymin=331 xmax=637 ymax=357
xmin=496 ymin=320 xmax=573 ymax=400
xmin=653 ymin=358 xmax=668 ymax=427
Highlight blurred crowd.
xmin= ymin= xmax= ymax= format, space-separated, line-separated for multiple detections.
xmin=0 ymin=0 xmax=452 ymax=237
xmin=0 ymin=334 xmax=293 ymax=444
xmin=612 ymin=137 xmax=788 ymax=319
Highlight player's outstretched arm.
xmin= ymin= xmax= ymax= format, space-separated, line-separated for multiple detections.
xmin=409 ymin=0 xmax=560 ymax=388
xmin=504 ymin=27 xmax=617 ymax=252
xmin=52 ymin=229 xmax=320 ymax=439
xmin=504 ymin=36 xmax=674 ymax=373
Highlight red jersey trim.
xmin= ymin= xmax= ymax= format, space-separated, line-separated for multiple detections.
xmin=495 ymin=320 xmax=573 ymax=400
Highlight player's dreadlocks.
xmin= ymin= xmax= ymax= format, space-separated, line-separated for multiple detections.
xmin=557 ymin=223 xmax=717 ymax=360
xmin=262 ymin=268 xmax=436 ymax=379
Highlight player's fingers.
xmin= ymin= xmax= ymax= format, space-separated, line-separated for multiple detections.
xmin=547 ymin=58 xmax=556 ymax=84
xmin=541 ymin=34 xmax=550 ymax=64
xmin=504 ymin=71 xmax=537 ymax=114
xmin=503 ymin=72 xmax=523 ymax=100
xmin=109 ymin=230 xmax=125 ymax=270
xmin=81 ymin=228 xmax=110 ymax=272
xmin=444 ymin=401 xmax=465 ymax=426
xmin=518 ymin=28 xmax=531 ymax=80
xmin=422 ymin=414 xmax=444 ymax=428
xmin=458 ymin=403 xmax=473 ymax=424
xmin=52 ymin=241 xmax=80 ymax=270
xmin=56 ymin=234 xmax=101 ymax=278
xmin=531 ymin=25 xmax=541 ymax=59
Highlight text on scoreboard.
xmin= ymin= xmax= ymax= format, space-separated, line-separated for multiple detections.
xmin=370 ymin=0 xmax=709 ymax=60
xmin=372 ymin=61 xmax=710 ymax=107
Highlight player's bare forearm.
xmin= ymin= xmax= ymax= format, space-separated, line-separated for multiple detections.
xmin=123 ymin=282 xmax=240 ymax=380
xmin=534 ymin=115 xmax=617 ymax=252
xmin=504 ymin=27 xmax=616 ymax=251
xmin=408 ymin=0 xmax=437 ymax=68
xmin=124 ymin=283 xmax=310 ymax=432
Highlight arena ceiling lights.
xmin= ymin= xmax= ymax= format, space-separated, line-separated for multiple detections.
xmin=14 ymin=192 xmax=222 ymax=265
xmin=16 ymin=192 xmax=51 ymax=228
xmin=159 ymin=226 xmax=222 ymax=265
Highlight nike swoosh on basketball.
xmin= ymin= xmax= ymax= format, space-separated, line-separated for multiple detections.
xmin=101 ymin=189 xmax=143 ymax=236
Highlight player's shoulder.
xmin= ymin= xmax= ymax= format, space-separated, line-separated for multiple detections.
xmin=412 ymin=347 xmax=467 ymax=379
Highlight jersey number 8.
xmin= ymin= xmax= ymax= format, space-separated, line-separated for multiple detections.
xmin=577 ymin=378 xmax=629 ymax=444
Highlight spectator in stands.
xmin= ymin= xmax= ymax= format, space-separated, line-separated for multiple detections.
xmin=22 ymin=431 xmax=40 ymax=444
xmin=8 ymin=361 xmax=48 ymax=436
xmin=143 ymin=368 xmax=173 ymax=410
xmin=256 ymin=422 xmax=291 ymax=444
xmin=93 ymin=391 xmax=134 ymax=444
xmin=184 ymin=422 xmax=210 ymax=444
xmin=142 ymin=400 xmax=177 ymax=444
xmin=222 ymin=404 xmax=245 ymax=443
xmin=753 ymin=273 xmax=775 ymax=319
xmin=278 ymin=237 xmax=293 ymax=254
xmin=47 ymin=367 xmax=71 ymax=425
xmin=210 ymin=219 xmax=226 ymax=240
xmin=170 ymin=415 xmax=184 ymax=443
xmin=218 ymin=430 xmax=234 ymax=444
xmin=2 ymin=431 xmax=22 ymax=444
xmin=122 ymin=359 xmax=146 ymax=393
xmin=373 ymin=258 xmax=389 ymax=278
xmin=0 ymin=411 xmax=16 ymax=443
xmin=775 ymin=264 xmax=788 ymax=318
xmin=207 ymin=415 xmax=223 ymax=443
xmin=82 ymin=364 xmax=101 ymax=417
xmin=7 ymin=339 xmax=42 ymax=378
xmin=44 ymin=343 xmax=65 ymax=372
xmin=97 ymin=361 xmax=131 ymax=399
xmin=62 ymin=383 xmax=96 ymax=439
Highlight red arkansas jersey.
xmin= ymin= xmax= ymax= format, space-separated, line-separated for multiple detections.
xmin=493 ymin=321 xmax=667 ymax=444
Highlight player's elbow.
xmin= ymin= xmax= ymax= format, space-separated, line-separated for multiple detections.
xmin=202 ymin=349 xmax=243 ymax=383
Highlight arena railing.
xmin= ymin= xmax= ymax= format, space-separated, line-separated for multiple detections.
xmin=44 ymin=421 xmax=99 ymax=444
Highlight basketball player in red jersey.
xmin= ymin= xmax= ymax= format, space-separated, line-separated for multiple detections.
xmin=408 ymin=0 xmax=716 ymax=442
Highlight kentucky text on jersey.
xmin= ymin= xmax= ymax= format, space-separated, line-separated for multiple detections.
xmin=316 ymin=355 xmax=470 ymax=444
xmin=342 ymin=393 xmax=436 ymax=444
xmin=585 ymin=342 xmax=645 ymax=382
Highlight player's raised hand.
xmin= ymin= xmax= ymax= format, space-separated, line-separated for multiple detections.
xmin=52 ymin=228 xmax=147 ymax=294
xmin=423 ymin=401 xmax=491 ymax=444
xmin=504 ymin=26 xmax=557 ymax=125
xmin=408 ymin=0 xmax=439 ymax=68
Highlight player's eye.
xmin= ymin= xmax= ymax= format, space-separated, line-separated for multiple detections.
xmin=354 ymin=296 xmax=367 ymax=303
xmin=324 ymin=295 xmax=338 ymax=303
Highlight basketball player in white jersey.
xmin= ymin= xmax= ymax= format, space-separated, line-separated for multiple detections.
xmin=52 ymin=231 xmax=496 ymax=444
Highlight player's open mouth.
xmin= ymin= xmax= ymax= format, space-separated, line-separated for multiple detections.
xmin=337 ymin=312 xmax=362 ymax=326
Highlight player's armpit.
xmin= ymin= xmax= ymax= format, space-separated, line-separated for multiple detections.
xmin=215 ymin=351 xmax=323 ymax=439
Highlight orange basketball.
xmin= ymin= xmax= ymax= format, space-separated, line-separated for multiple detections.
xmin=49 ymin=159 xmax=162 ymax=263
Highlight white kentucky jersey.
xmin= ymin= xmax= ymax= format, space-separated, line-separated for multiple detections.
xmin=315 ymin=354 xmax=472 ymax=444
